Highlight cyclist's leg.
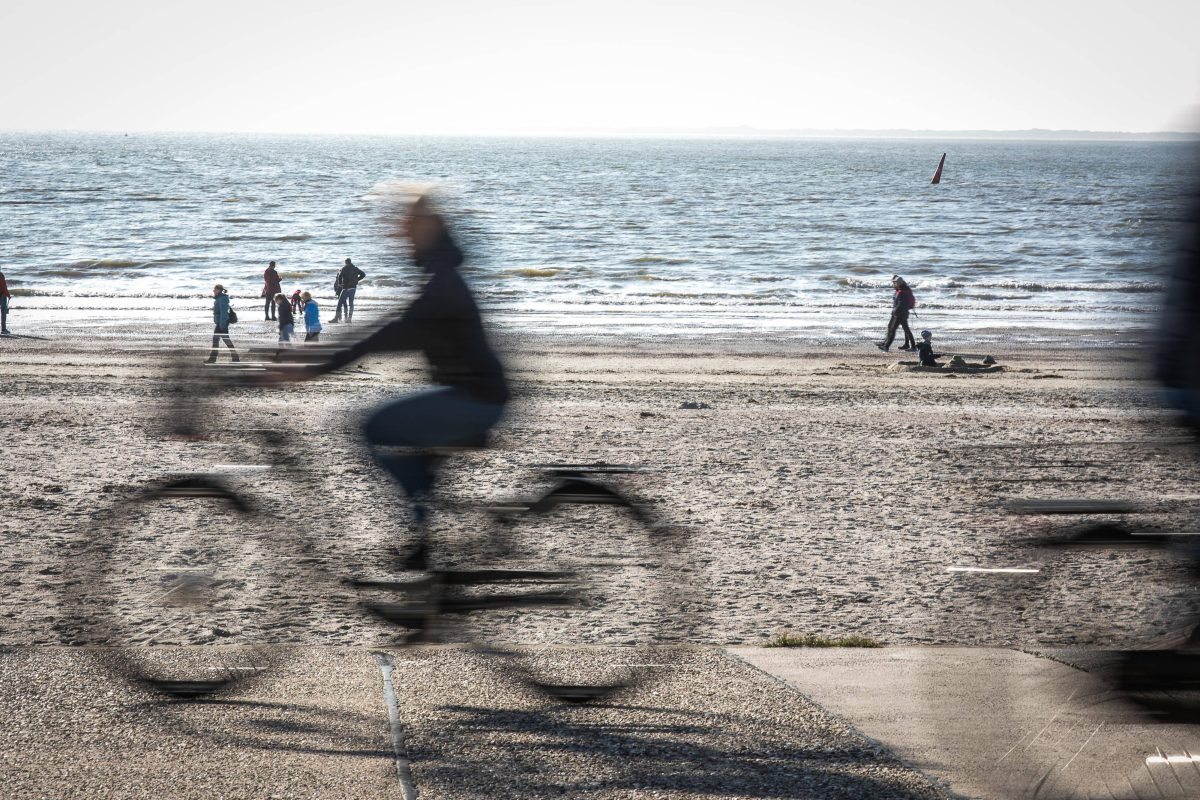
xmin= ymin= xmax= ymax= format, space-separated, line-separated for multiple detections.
xmin=363 ymin=387 xmax=504 ymax=520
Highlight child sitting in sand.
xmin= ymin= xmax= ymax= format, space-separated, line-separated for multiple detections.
xmin=914 ymin=330 xmax=941 ymax=367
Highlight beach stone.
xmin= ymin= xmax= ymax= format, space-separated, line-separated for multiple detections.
xmin=680 ymin=401 xmax=711 ymax=409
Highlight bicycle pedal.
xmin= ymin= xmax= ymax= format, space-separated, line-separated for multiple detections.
xmin=440 ymin=590 xmax=577 ymax=614
xmin=362 ymin=601 xmax=433 ymax=628
xmin=438 ymin=568 xmax=575 ymax=586
xmin=348 ymin=577 xmax=431 ymax=593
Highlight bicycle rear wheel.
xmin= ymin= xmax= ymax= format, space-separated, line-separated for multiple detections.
xmin=453 ymin=472 xmax=695 ymax=702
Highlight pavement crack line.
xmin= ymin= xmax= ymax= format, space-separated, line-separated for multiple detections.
xmin=371 ymin=651 xmax=418 ymax=800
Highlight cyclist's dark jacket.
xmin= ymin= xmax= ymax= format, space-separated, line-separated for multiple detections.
xmin=315 ymin=233 xmax=509 ymax=405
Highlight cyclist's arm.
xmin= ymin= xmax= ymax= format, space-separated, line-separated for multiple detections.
xmin=299 ymin=305 xmax=423 ymax=377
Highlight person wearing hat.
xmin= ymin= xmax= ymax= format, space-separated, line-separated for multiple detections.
xmin=914 ymin=329 xmax=941 ymax=367
xmin=331 ymin=257 xmax=366 ymax=323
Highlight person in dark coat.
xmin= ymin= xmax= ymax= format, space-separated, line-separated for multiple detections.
xmin=262 ymin=261 xmax=282 ymax=320
xmin=914 ymin=329 xmax=941 ymax=367
xmin=276 ymin=292 xmax=295 ymax=343
xmin=877 ymin=275 xmax=917 ymax=352
xmin=271 ymin=194 xmax=507 ymax=554
xmin=331 ymin=258 xmax=366 ymax=323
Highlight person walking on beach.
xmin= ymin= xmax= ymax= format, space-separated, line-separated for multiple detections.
xmin=301 ymin=291 xmax=322 ymax=342
xmin=262 ymin=261 xmax=282 ymax=320
xmin=876 ymin=275 xmax=917 ymax=352
xmin=0 ymin=270 xmax=11 ymax=335
xmin=276 ymin=292 xmax=295 ymax=344
xmin=205 ymin=284 xmax=239 ymax=363
xmin=331 ymin=258 xmax=366 ymax=323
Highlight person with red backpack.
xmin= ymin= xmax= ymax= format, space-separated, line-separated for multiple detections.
xmin=877 ymin=274 xmax=917 ymax=352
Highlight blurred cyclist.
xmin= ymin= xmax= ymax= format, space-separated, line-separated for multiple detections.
xmin=277 ymin=192 xmax=509 ymax=562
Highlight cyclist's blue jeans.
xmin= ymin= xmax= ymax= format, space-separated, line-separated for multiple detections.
xmin=364 ymin=387 xmax=504 ymax=506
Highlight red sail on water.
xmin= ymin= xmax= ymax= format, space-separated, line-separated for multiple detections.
xmin=931 ymin=153 xmax=946 ymax=184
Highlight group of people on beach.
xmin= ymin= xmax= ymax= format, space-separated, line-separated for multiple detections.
xmin=205 ymin=257 xmax=367 ymax=363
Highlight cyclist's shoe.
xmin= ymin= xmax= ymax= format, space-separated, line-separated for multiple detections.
xmin=396 ymin=539 xmax=430 ymax=572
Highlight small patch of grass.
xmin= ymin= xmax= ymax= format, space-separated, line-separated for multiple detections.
xmin=762 ymin=631 xmax=883 ymax=648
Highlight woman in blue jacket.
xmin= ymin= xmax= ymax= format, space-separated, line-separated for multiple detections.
xmin=205 ymin=284 xmax=239 ymax=363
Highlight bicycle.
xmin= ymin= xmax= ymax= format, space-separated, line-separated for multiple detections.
xmin=57 ymin=356 xmax=696 ymax=704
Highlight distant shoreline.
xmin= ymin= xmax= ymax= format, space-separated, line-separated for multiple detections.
xmin=3 ymin=128 xmax=1199 ymax=142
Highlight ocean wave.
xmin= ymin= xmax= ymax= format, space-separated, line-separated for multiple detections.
xmin=626 ymin=256 xmax=692 ymax=265
xmin=31 ymin=259 xmax=180 ymax=276
xmin=216 ymin=233 xmax=313 ymax=242
xmin=504 ymin=268 xmax=561 ymax=278
xmin=219 ymin=217 xmax=285 ymax=224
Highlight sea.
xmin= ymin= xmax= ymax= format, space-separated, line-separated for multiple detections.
xmin=2 ymin=133 xmax=1198 ymax=342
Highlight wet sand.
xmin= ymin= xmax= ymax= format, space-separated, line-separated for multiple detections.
xmin=2 ymin=309 xmax=1197 ymax=651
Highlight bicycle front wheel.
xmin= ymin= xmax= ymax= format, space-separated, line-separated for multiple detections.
xmin=60 ymin=474 xmax=297 ymax=698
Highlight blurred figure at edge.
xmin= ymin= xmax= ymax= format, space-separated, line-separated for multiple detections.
xmin=0 ymin=270 xmax=10 ymax=335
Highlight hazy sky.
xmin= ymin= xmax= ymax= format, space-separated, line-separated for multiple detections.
xmin=2 ymin=0 xmax=1198 ymax=134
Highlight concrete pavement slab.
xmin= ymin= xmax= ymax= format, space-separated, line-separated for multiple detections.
xmin=730 ymin=646 xmax=1200 ymax=800
xmin=1 ymin=646 xmax=948 ymax=799
xmin=0 ymin=647 xmax=403 ymax=799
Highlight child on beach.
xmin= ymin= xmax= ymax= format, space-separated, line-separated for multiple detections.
xmin=276 ymin=292 xmax=295 ymax=343
xmin=0 ymin=270 xmax=11 ymax=335
xmin=302 ymin=291 xmax=321 ymax=342
xmin=914 ymin=330 xmax=941 ymax=367
xmin=290 ymin=289 xmax=303 ymax=315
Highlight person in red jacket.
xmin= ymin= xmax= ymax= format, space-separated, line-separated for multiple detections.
xmin=262 ymin=261 xmax=282 ymax=320
xmin=0 ymin=270 xmax=10 ymax=335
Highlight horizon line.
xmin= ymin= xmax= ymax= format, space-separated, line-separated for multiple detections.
xmin=3 ymin=125 xmax=1199 ymax=141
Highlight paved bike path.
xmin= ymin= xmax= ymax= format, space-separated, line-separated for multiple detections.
xmin=0 ymin=647 xmax=405 ymax=799
xmin=730 ymin=646 xmax=1190 ymax=800
xmin=1 ymin=646 xmax=946 ymax=799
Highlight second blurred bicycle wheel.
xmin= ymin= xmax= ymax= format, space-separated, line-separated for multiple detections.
xmin=450 ymin=472 xmax=697 ymax=702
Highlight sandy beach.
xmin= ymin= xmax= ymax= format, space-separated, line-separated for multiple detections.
xmin=4 ymin=303 xmax=1196 ymax=656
